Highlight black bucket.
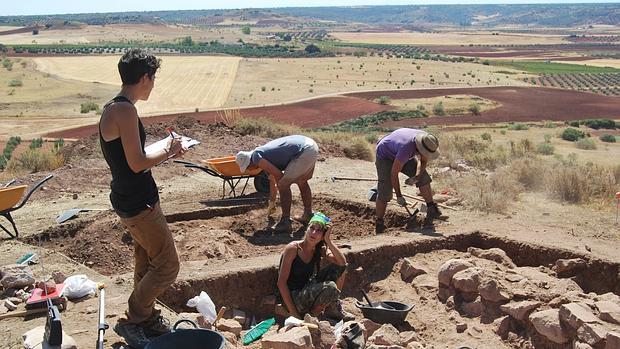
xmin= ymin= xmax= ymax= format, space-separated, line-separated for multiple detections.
xmin=145 ymin=320 xmax=225 ymax=349
xmin=355 ymin=301 xmax=413 ymax=325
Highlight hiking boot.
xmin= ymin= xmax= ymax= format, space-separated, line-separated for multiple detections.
xmin=323 ymin=300 xmax=355 ymax=322
xmin=113 ymin=321 xmax=151 ymax=349
xmin=375 ymin=218 xmax=385 ymax=234
xmin=272 ymin=218 xmax=293 ymax=234
xmin=140 ymin=310 xmax=171 ymax=337
xmin=425 ymin=202 xmax=443 ymax=222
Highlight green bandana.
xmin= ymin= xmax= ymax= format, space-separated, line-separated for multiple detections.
xmin=308 ymin=212 xmax=331 ymax=227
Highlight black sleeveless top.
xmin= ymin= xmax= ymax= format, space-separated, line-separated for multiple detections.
xmin=99 ymin=96 xmax=159 ymax=218
xmin=286 ymin=242 xmax=321 ymax=291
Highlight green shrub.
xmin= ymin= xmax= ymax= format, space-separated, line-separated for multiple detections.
xmin=536 ymin=142 xmax=555 ymax=155
xmin=468 ymin=103 xmax=480 ymax=115
xmin=500 ymin=130 xmax=506 ymax=135
xmin=29 ymin=137 xmax=43 ymax=149
xmin=599 ymin=134 xmax=617 ymax=143
xmin=568 ymin=120 xmax=580 ymax=127
xmin=378 ymin=96 xmax=391 ymax=105
xmin=507 ymin=123 xmax=528 ymax=131
xmin=2 ymin=57 xmax=12 ymax=71
xmin=53 ymin=138 xmax=65 ymax=150
xmin=583 ymin=119 xmax=616 ymax=130
xmin=543 ymin=121 xmax=556 ymax=128
xmin=433 ymin=101 xmax=445 ymax=116
xmin=561 ymin=127 xmax=586 ymax=142
xmin=480 ymin=133 xmax=492 ymax=141
xmin=8 ymin=79 xmax=22 ymax=87
xmin=80 ymin=101 xmax=99 ymax=114
xmin=6 ymin=148 xmax=65 ymax=173
xmin=575 ymin=138 xmax=597 ymax=150
xmin=241 ymin=26 xmax=251 ymax=35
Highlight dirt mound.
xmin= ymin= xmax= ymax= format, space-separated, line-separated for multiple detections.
xmin=24 ymin=198 xmax=408 ymax=276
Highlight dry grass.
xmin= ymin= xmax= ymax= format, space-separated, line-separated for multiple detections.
xmin=216 ymin=108 xmax=242 ymax=127
xmin=5 ymin=148 xmax=65 ymax=173
xmin=436 ymin=132 xmax=619 ymax=212
xmin=233 ymin=117 xmax=374 ymax=161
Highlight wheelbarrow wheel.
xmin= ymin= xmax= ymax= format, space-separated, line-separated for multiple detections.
xmin=253 ymin=172 xmax=270 ymax=193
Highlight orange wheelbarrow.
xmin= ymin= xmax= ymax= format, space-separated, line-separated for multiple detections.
xmin=175 ymin=157 xmax=269 ymax=199
xmin=0 ymin=174 xmax=53 ymax=239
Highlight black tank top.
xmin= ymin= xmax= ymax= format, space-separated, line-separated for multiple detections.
xmin=99 ymin=96 xmax=159 ymax=218
xmin=286 ymin=243 xmax=321 ymax=291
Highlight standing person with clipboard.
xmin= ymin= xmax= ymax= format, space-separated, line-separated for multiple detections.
xmin=99 ymin=48 xmax=185 ymax=349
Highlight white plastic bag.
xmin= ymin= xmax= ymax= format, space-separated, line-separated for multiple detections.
xmin=186 ymin=291 xmax=216 ymax=322
xmin=63 ymin=274 xmax=97 ymax=299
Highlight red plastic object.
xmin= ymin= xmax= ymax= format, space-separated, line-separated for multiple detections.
xmin=26 ymin=283 xmax=65 ymax=306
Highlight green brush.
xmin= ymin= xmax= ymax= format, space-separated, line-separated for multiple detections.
xmin=242 ymin=317 xmax=275 ymax=345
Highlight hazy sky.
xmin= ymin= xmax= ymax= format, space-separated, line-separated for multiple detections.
xmin=2 ymin=0 xmax=617 ymax=16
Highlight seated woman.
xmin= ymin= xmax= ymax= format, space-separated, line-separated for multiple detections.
xmin=277 ymin=212 xmax=354 ymax=321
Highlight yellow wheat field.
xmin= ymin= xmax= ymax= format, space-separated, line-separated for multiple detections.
xmin=331 ymin=31 xmax=568 ymax=46
xmin=33 ymin=55 xmax=241 ymax=115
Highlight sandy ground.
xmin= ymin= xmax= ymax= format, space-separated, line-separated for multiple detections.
xmin=331 ymin=31 xmax=569 ymax=46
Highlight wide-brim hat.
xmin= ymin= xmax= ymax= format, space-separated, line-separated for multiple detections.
xmin=415 ymin=132 xmax=439 ymax=160
xmin=235 ymin=151 xmax=253 ymax=172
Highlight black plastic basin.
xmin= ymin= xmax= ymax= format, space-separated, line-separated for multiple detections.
xmin=355 ymin=300 xmax=414 ymax=325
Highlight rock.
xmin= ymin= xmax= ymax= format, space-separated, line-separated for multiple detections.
xmin=446 ymin=296 xmax=455 ymax=309
xmin=406 ymin=342 xmax=425 ymax=349
xmin=400 ymin=258 xmax=427 ymax=282
xmin=596 ymin=293 xmax=620 ymax=304
xmin=437 ymin=285 xmax=454 ymax=303
xmin=217 ymin=318 xmax=242 ymax=336
xmin=367 ymin=346 xmax=405 ymax=349
xmin=574 ymin=341 xmax=593 ymax=349
xmin=559 ymin=303 xmax=599 ymax=330
xmin=596 ymin=301 xmax=620 ymax=325
xmin=412 ymin=273 xmax=437 ymax=294
xmin=577 ymin=322 xmax=608 ymax=347
xmin=553 ymin=258 xmax=587 ymax=276
xmin=52 ymin=271 xmax=67 ymax=284
xmin=233 ymin=309 xmax=247 ymax=326
xmin=451 ymin=267 xmax=483 ymax=293
xmin=0 ymin=264 xmax=35 ymax=289
xmin=500 ymin=301 xmax=541 ymax=321
xmin=478 ymin=278 xmax=511 ymax=303
xmin=461 ymin=297 xmax=484 ymax=318
xmin=8 ymin=296 xmax=22 ymax=304
xmin=261 ymin=325 xmax=313 ymax=349
xmin=437 ymin=259 xmax=474 ymax=286
xmin=221 ymin=331 xmax=238 ymax=345
xmin=456 ymin=322 xmax=467 ymax=333
xmin=529 ymin=309 xmax=570 ymax=344
xmin=23 ymin=326 xmax=78 ymax=349
xmin=399 ymin=331 xmax=419 ymax=346
xmin=4 ymin=298 xmax=17 ymax=311
xmin=493 ymin=315 xmax=511 ymax=338
xmin=606 ymin=331 xmax=620 ymax=349
xmin=467 ymin=247 xmax=516 ymax=268
xmin=360 ymin=318 xmax=381 ymax=340
xmin=304 ymin=314 xmax=319 ymax=327
xmin=36 ymin=279 xmax=57 ymax=294
xmin=368 ymin=324 xmax=400 ymax=346
xmin=178 ymin=312 xmax=204 ymax=327
xmin=318 ymin=320 xmax=335 ymax=348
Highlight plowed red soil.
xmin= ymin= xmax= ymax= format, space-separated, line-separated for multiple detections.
xmin=47 ymin=87 xmax=619 ymax=140
xmin=346 ymin=87 xmax=620 ymax=127
xmin=47 ymin=96 xmax=392 ymax=139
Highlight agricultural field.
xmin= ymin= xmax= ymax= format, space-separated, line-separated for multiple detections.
xmin=551 ymin=58 xmax=620 ymax=69
xmin=534 ymin=72 xmax=620 ymax=95
xmin=0 ymin=23 xmax=268 ymax=45
xmin=387 ymin=94 xmax=500 ymax=116
xmin=33 ymin=55 xmax=240 ymax=114
xmin=224 ymin=56 xmax=529 ymax=107
xmin=330 ymin=31 xmax=569 ymax=46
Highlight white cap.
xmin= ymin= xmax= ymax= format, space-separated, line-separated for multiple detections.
xmin=235 ymin=151 xmax=253 ymax=172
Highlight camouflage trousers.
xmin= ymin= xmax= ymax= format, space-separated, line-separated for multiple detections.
xmin=291 ymin=264 xmax=346 ymax=316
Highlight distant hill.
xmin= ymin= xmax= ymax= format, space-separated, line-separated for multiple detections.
xmin=0 ymin=4 xmax=619 ymax=28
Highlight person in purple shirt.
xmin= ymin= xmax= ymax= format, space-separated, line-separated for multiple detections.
xmin=374 ymin=128 xmax=441 ymax=233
